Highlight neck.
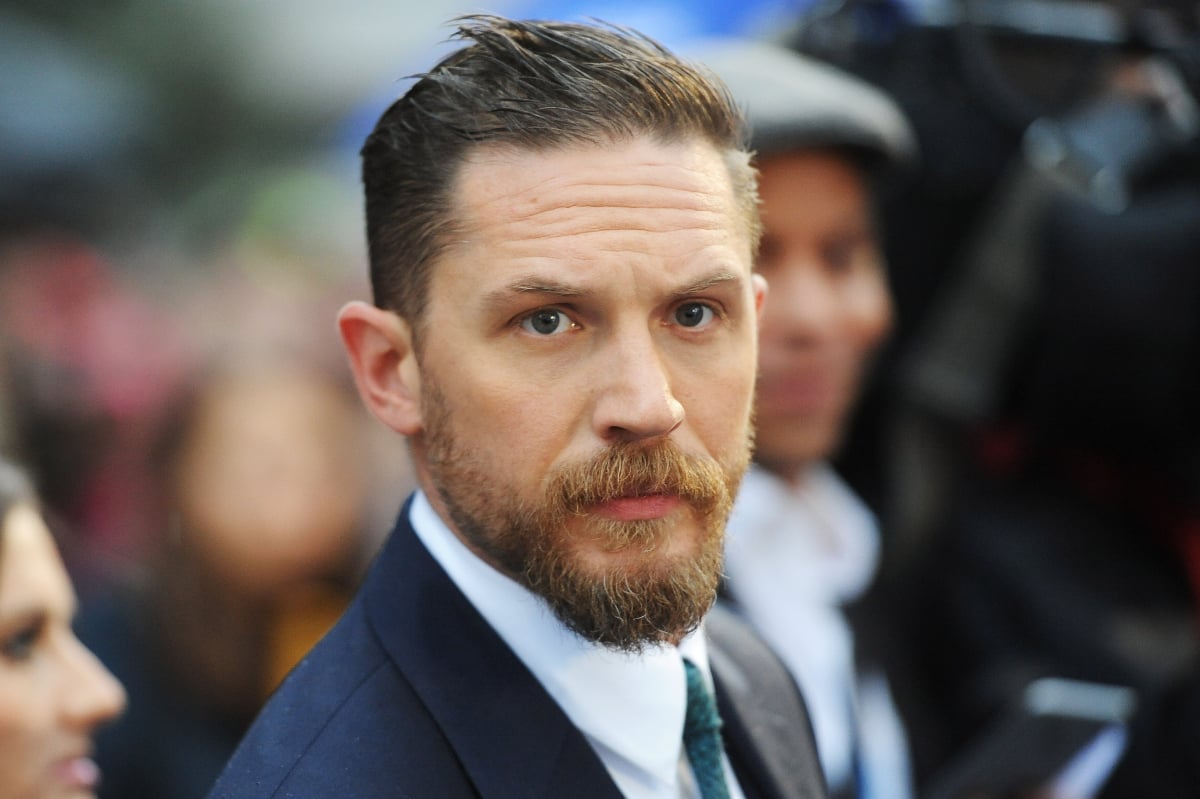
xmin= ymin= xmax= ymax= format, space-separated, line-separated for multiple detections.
xmin=753 ymin=457 xmax=812 ymax=486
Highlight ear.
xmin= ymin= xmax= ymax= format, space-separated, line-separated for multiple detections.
xmin=752 ymin=272 xmax=768 ymax=320
xmin=337 ymin=301 xmax=423 ymax=436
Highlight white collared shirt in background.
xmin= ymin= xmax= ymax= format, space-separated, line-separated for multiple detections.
xmin=725 ymin=463 xmax=913 ymax=799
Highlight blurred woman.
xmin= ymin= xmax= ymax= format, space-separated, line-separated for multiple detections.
xmin=0 ymin=456 xmax=126 ymax=799
xmin=76 ymin=356 xmax=388 ymax=799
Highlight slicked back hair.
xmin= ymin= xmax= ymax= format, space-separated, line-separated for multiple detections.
xmin=361 ymin=15 xmax=758 ymax=324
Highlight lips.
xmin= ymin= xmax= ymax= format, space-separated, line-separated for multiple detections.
xmin=592 ymin=494 xmax=682 ymax=521
xmin=53 ymin=755 xmax=101 ymax=792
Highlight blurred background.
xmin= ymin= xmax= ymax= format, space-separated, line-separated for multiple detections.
xmin=0 ymin=0 xmax=815 ymax=574
xmin=2 ymin=1 xmax=1198 ymax=797
xmin=0 ymin=2 xmax=821 ymax=796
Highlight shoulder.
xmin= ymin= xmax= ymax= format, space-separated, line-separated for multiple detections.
xmin=205 ymin=599 xmax=475 ymax=799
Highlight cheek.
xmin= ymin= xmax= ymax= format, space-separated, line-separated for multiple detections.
xmin=431 ymin=369 xmax=571 ymax=487
xmin=847 ymin=276 xmax=893 ymax=353
xmin=0 ymin=688 xmax=42 ymax=787
xmin=678 ymin=342 xmax=758 ymax=438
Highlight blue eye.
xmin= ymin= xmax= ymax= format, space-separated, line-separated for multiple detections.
xmin=521 ymin=309 xmax=573 ymax=336
xmin=674 ymin=302 xmax=715 ymax=328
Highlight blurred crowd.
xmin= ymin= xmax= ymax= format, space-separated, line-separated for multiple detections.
xmin=1 ymin=3 xmax=428 ymax=795
xmin=792 ymin=1 xmax=1200 ymax=796
xmin=2 ymin=0 xmax=1198 ymax=798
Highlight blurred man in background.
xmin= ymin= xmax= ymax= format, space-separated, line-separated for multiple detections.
xmin=699 ymin=38 xmax=917 ymax=799
xmin=778 ymin=2 xmax=1200 ymax=796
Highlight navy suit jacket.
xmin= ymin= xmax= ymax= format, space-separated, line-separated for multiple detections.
xmin=207 ymin=500 xmax=827 ymax=798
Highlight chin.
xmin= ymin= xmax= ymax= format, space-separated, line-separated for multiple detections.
xmin=761 ymin=413 xmax=845 ymax=460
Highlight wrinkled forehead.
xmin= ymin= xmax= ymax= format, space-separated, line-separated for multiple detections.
xmin=448 ymin=136 xmax=757 ymax=248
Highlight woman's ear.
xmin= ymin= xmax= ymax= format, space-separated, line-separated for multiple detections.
xmin=337 ymin=301 xmax=423 ymax=436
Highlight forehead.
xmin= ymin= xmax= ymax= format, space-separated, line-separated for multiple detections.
xmin=0 ymin=505 xmax=72 ymax=617
xmin=757 ymin=150 xmax=871 ymax=217
xmin=457 ymin=135 xmax=740 ymax=204
xmin=441 ymin=137 xmax=752 ymax=274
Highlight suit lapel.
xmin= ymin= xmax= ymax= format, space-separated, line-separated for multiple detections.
xmin=363 ymin=505 xmax=622 ymax=799
xmin=715 ymin=674 xmax=790 ymax=799
xmin=709 ymin=604 xmax=829 ymax=799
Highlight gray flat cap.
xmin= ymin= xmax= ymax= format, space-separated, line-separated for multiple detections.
xmin=693 ymin=38 xmax=917 ymax=170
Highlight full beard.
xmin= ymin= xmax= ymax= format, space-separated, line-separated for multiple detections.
xmin=420 ymin=379 xmax=751 ymax=653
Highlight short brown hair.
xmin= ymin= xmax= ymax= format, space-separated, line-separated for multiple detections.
xmin=361 ymin=15 xmax=757 ymax=322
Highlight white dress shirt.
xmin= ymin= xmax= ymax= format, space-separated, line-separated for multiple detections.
xmin=409 ymin=490 xmax=746 ymax=799
xmin=724 ymin=463 xmax=913 ymax=799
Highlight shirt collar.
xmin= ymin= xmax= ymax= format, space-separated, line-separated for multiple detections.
xmin=409 ymin=490 xmax=711 ymax=797
xmin=726 ymin=462 xmax=880 ymax=602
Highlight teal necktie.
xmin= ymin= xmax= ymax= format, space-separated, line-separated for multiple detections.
xmin=683 ymin=659 xmax=732 ymax=799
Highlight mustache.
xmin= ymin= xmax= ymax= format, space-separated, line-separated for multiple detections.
xmin=547 ymin=442 xmax=728 ymax=514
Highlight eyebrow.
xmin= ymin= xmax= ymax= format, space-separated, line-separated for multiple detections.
xmin=502 ymin=278 xmax=585 ymax=298
xmin=480 ymin=278 xmax=585 ymax=314
xmin=670 ymin=269 xmax=742 ymax=298
xmin=482 ymin=268 xmax=743 ymax=311
xmin=0 ymin=607 xmax=45 ymax=635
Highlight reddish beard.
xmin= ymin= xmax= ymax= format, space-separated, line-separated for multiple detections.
xmin=420 ymin=378 xmax=750 ymax=652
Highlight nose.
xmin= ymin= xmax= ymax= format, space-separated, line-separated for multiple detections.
xmin=762 ymin=262 xmax=838 ymax=344
xmin=59 ymin=631 xmax=127 ymax=731
xmin=591 ymin=325 xmax=684 ymax=443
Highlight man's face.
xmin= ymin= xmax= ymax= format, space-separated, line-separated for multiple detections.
xmin=411 ymin=137 xmax=763 ymax=651
xmin=753 ymin=150 xmax=892 ymax=479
